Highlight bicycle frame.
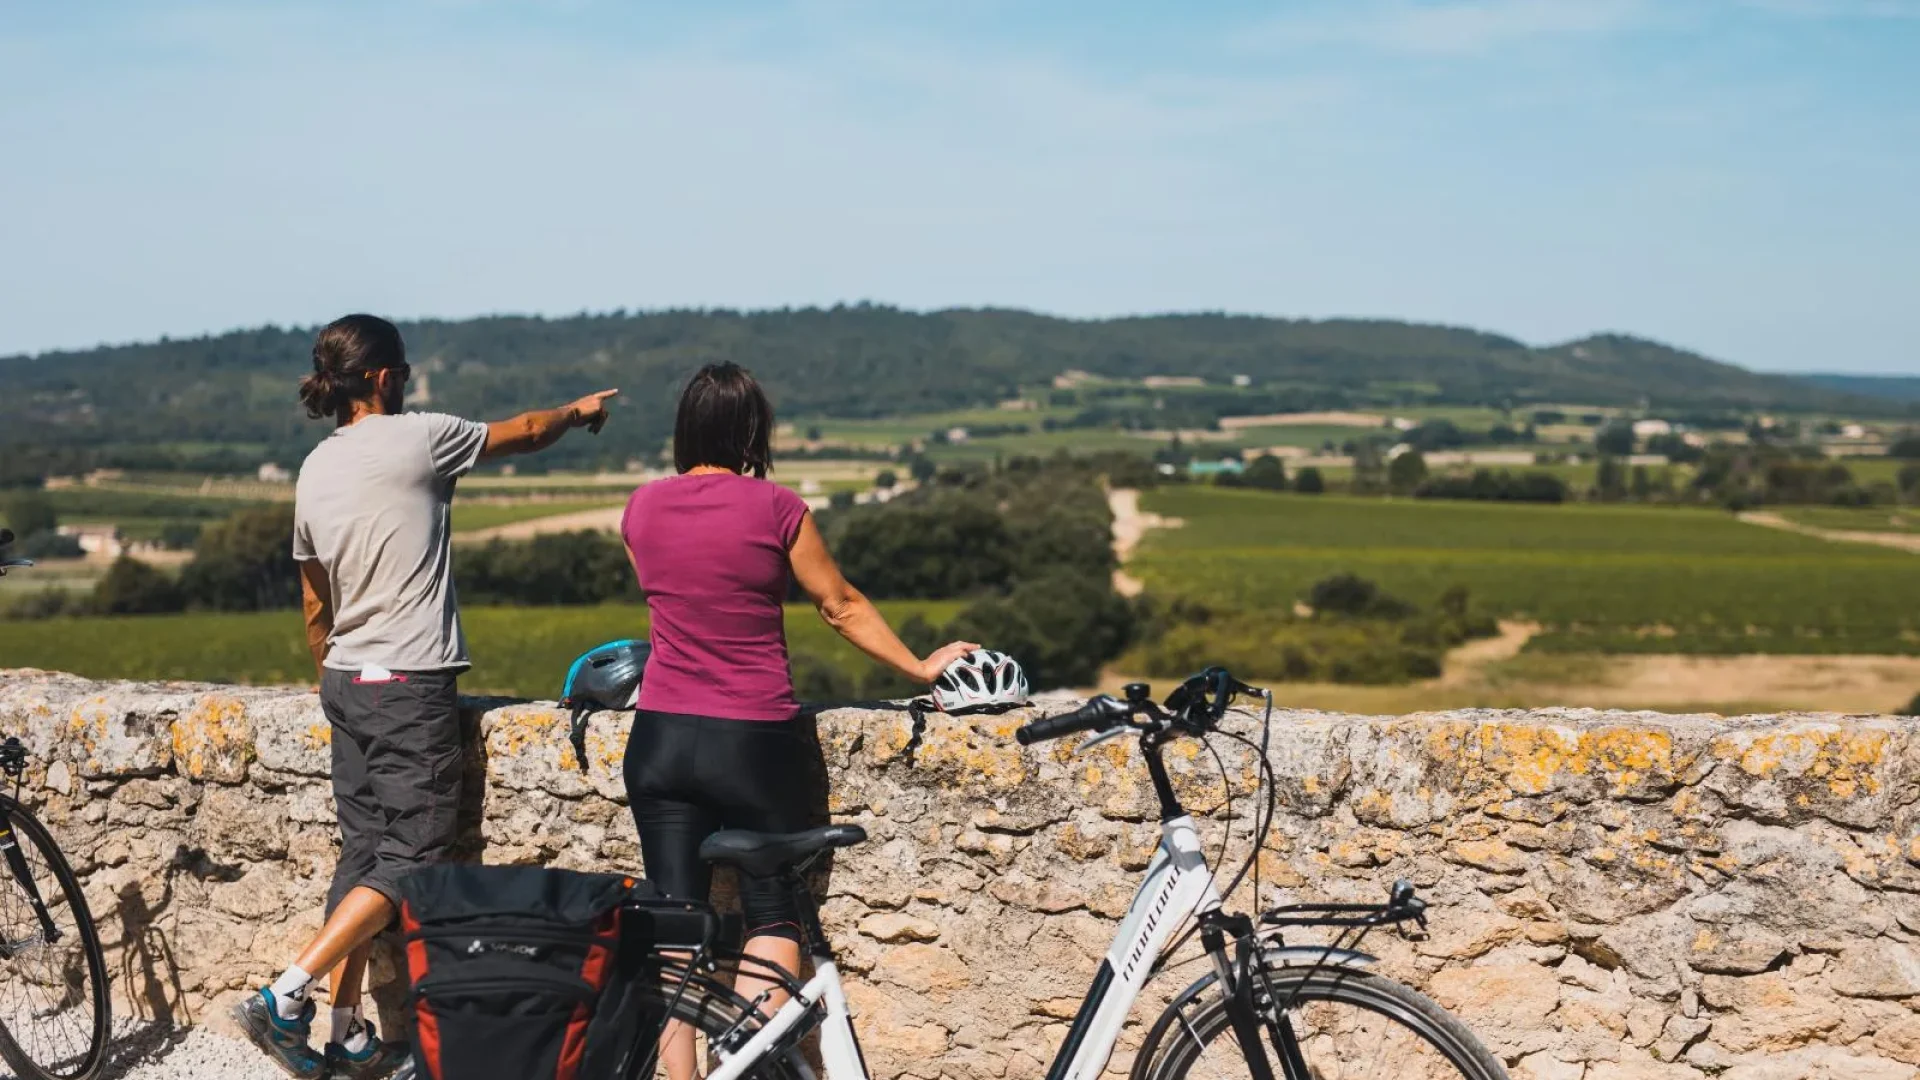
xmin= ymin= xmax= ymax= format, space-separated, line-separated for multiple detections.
xmin=708 ymin=815 xmax=1221 ymax=1080
xmin=0 ymin=794 xmax=64 ymax=957
xmin=710 ymin=719 xmax=1232 ymax=1080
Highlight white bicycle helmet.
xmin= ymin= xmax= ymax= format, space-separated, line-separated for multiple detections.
xmin=930 ymin=648 xmax=1030 ymax=714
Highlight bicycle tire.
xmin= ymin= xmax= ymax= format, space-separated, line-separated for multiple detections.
xmin=601 ymin=961 xmax=811 ymax=1080
xmin=0 ymin=797 xmax=111 ymax=1080
xmin=1137 ymin=965 xmax=1509 ymax=1080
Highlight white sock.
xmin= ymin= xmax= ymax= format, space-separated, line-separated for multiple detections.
xmin=269 ymin=965 xmax=313 ymax=1020
xmin=331 ymin=1004 xmax=370 ymax=1052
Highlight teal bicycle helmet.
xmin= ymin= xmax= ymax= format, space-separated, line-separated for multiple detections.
xmin=559 ymin=640 xmax=650 ymax=769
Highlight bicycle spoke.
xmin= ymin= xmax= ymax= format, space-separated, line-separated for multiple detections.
xmin=1166 ymin=977 xmax=1495 ymax=1080
xmin=0 ymin=814 xmax=104 ymax=1080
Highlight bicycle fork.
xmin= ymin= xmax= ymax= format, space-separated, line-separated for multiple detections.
xmin=1201 ymin=916 xmax=1311 ymax=1080
xmin=0 ymin=810 xmax=62 ymax=957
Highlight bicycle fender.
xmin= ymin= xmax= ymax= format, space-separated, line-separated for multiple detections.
xmin=1126 ymin=947 xmax=1378 ymax=1080
xmin=1260 ymin=945 xmax=1377 ymax=969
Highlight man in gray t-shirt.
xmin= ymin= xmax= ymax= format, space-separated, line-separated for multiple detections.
xmin=235 ymin=313 xmax=617 ymax=1079
xmin=292 ymin=411 xmax=490 ymax=672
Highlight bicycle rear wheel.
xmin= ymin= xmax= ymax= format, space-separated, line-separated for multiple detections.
xmin=1140 ymin=966 xmax=1508 ymax=1080
xmin=0 ymin=797 xmax=110 ymax=1080
xmin=608 ymin=962 xmax=811 ymax=1080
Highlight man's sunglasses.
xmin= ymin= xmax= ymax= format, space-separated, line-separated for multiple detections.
xmin=362 ymin=364 xmax=412 ymax=384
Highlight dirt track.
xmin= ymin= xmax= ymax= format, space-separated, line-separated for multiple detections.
xmin=454 ymin=505 xmax=628 ymax=543
xmin=1739 ymin=510 xmax=1920 ymax=554
xmin=1107 ymin=488 xmax=1182 ymax=597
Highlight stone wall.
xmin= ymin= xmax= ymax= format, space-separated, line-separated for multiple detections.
xmin=3 ymin=668 xmax=1919 ymax=1079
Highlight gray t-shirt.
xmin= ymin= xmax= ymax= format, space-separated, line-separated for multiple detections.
xmin=293 ymin=412 xmax=490 ymax=672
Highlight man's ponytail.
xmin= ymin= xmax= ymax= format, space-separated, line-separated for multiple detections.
xmin=300 ymin=315 xmax=407 ymax=422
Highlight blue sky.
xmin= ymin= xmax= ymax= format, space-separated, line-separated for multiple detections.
xmin=1 ymin=0 xmax=1915 ymax=373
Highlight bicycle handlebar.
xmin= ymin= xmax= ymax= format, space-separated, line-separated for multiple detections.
xmin=1015 ymin=695 xmax=1130 ymax=745
xmin=1013 ymin=667 xmax=1266 ymax=746
xmin=0 ymin=528 xmax=29 ymax=576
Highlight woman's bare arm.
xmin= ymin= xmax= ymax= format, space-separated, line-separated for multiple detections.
xmin=788 ymin=513 xmax=976 ymax=683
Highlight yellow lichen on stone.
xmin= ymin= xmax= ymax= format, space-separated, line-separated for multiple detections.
xmin=171 ymin=694 xmax=255 ymax=780
xmin=301 ymin=721 xmax=332 ymax=750
xmin=908 ymin=718 xmax=1030 ymax=790
xmin=1433 ymin=721 xmax=1677 ymax=796
xmin=487 ymin=707 xmax=567 ymax=759
xmin=1711 ymin=727 xmax=1887 ymax=799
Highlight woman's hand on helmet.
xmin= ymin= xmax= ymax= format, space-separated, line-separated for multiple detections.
xmin=917 ymin=641 xmax=982 ymax=684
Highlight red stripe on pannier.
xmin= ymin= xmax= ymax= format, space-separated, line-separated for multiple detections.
xmin=556 ymin=1003 xmax=591 ymax=1080
xmin=415 ymin=1000 xmax=445 ymax=1080
xmin=578 ymin=910 xmax=618 ymax=991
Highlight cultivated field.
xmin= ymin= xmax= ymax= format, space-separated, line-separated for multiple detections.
xmin=0 ymin=601 xmax=964 ymax=698
xmin=1131 ymin=488 xmax=1920 ymax=656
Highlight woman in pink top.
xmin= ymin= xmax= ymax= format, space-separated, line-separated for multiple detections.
xmin=622 ymin=363 xmax=974 ymax=1074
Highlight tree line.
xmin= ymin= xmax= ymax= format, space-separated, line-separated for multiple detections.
xmin=7 ymin=307 xmax=1907 ymax=488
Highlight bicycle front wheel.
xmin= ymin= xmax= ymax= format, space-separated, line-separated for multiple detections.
xmin=1141 ymin=967 xmax=1508 ymax=1080
xmin=0 ymin=798 xmax=110 ymax=1080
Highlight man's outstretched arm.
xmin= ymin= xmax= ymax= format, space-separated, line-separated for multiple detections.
xmin=481 ymin=389 xmax=620 ymax=461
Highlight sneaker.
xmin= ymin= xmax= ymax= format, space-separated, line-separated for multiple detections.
xmin=324 ymin=1020 xmax=411 ymax=1080
xmin=230 ymin=988 xmax=327 ymax=1079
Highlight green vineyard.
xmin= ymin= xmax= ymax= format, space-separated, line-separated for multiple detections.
xmin=1133 ymin=489 xmax=1920 ymax=655
xmin=0 ymin=601 xmax=965 ymax=698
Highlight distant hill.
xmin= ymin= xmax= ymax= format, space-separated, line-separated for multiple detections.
xmin=1796 ymin=373 xmax=1920 ymax=403
xmin=0 ymin=307 xmax=1899 ymax=479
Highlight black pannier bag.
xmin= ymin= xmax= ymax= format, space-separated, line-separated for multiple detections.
xmin=397 ymin=866 xmax=641 ymax=1080
xmin=398 ymin=864 xmax=737 ymax=1080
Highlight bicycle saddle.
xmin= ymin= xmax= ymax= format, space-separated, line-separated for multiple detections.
xmin=698 ymin=825 xmax=868 ymax=878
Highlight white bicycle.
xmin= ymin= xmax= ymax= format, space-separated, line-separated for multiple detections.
xmin=613 ymin=668 xmax=1507 ymax=1080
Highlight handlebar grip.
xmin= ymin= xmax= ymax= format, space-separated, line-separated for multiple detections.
xmin=1016 ymin=696 xmax=1127 ymax=745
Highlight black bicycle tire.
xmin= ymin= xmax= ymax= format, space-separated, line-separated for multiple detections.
xmin=605 ymin=964 xmax=810 ymax=1080
xmin=1140 ymin=966 xmax=1509 ymax=1080
xmin=0 ymin=796 xmax=112 ymax=1080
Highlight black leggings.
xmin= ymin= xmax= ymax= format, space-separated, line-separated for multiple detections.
xmin=623 ymin=710 xmax=827 ymax=942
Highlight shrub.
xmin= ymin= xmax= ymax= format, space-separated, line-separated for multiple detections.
xmin=455 ymin=531 xmax=638 ymax=606
xmin=1400 ymin=421 xmax=1467 ymax=453
xmin=1293 ymin=467 xmax=1326 ymax=495
xmin=0 ymin=588 xmax=81 ymax=621
xmin=92 ymin=556 xmax=184 ymax=615
xmin=18 ymin=531 xmax=84 ymax=560
xmin=0 ymin=492 xmax=57 ymax=541
xmin=1595 ymin=423 xmax=1637 ymax=457
xmin=160 ymin=522 xmax=204 ymax=550
xmin=1903 ymin=692 xmax=1920 ymax=717
xmin=947 ymin=571 xmax=1135 ymax=689
xmin=177 ymin=504 xmax=300 ymax=611
xmin=1121 ymin=574 xmax=1496 ymax=685
xmin=1242 ymin=454 xmax=1287 ymax=491
xmin=1308 ymin=573 xmax=1416 ymax=619
xmin=828 ymin=496 xmax=1016 ymax=599
xmin=1387 ymin=450 xmax=1429 ymax=494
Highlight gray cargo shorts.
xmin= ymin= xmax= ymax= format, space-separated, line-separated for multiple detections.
xmin=320 ymin=667 xmax=465 ymax=914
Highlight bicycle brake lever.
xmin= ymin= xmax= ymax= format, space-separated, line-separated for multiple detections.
xmin=1076 ymin=727 xmax=1131 ymax=755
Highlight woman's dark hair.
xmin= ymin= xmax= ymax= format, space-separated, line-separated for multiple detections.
xmin=674 ymin=363 xmax=775 ymax=478
xmin=299 ymin=314 xmax=408 ymax=421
